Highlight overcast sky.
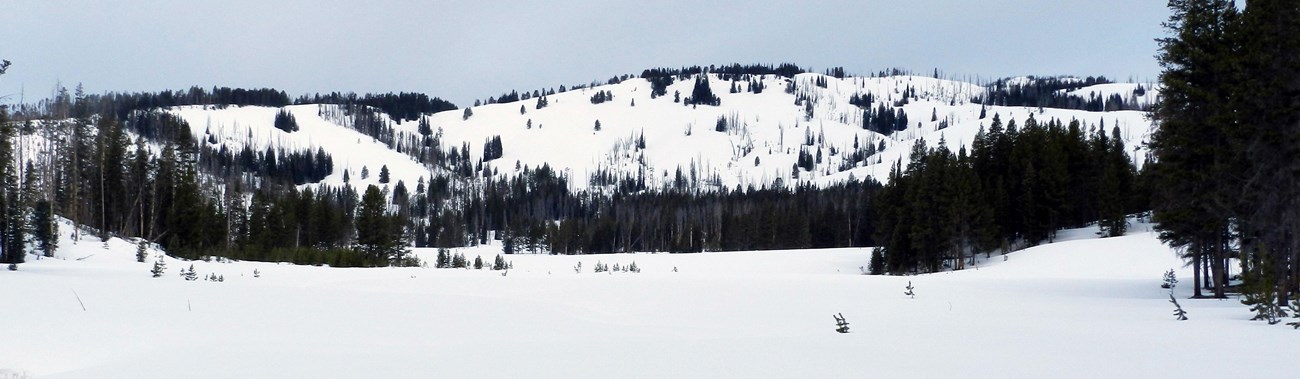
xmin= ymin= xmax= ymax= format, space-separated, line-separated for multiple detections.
xmin=1 ymin=0 xmax=1169 ymax=106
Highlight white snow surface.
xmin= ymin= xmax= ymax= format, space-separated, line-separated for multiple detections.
xmin=4 ymin=220 xmax=1296 ymax=378
xmin=164 ymin=74 xmax=1156 ymax=192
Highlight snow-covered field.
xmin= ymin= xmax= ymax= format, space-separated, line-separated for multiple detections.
xmin=3 ymin=221 xmax=1295 ymax=378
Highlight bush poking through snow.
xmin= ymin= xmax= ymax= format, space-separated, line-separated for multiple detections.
xmin=253 ymin=269 xmax=261 ymax=278
xmin=833 ymin=313 xmax=851 ymax=333
xmin=1169 ymin=294 xmax=1188 ymax=321
xmin=904 ymin=281 xmax=915 ymax=299
xmin=1242 ymin=275 xmax=1286 ymax=325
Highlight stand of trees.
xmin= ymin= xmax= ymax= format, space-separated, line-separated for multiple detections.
xmin=872 ymin=114 xmax=1144 ymax=274
xmin=976 ymin=76 xmax=1149 ymax=112
xmin=1149 ymin=0 xmax=1300 ymax=320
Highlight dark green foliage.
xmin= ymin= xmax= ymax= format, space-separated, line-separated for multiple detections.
xmin=273 ymin=109 xmax=299 ymax=132
xmin=977 ymin=76 xmax=1141 ymax=112
xmin=136 ymin=239 xmax=148 ymax=263
xmin=0 ymin=113 xmax=24 ymax=266
xmin=462 ymin=107 xmax=473 ymax=120
xmin=1149 ymin=0 xmax=1300 ymax=304
xmin=418 ymin=117 xmax=433 ymax=137
xmin=378 ymin=165 xmax=390 ymax=184
xmin=150 ymin=255 xmax=166 ymax=277
xmin=297 ymin=92 xmax=455 ymax=123
xmin=31 ymin=200 xmax=57 ymax=258
xmin=482 ymin=136 xmax=503 ymax=161
xmin=874 ymin=114 xmax=1139 ymax=274
xmin=1242 ymin=277 xmax=1284 ymax=324
xmin=689 ymin=75 xmax=720 ymax=106
xmin=355 ymin=185 xmax=410 ymax=266
xmin=589 ymin=90 xmax=614 ymax=105
xmin=182 ymin=264 xmax=198 ymax=281
xmin=868 ymin=247 xmax=886 ymax=275
xmin=1162 ymin=269 xmax=1178 ymax=291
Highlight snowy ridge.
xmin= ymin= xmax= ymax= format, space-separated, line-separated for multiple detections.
xmin=163 ymin=73 xmax=1157 ymax=192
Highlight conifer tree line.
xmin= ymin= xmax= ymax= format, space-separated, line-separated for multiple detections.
xmin=871 ymin=114 xmax=1144 ymax=274
xmin=977 ymin=76 xmax=1150 ymax=112
xmin=0 ymin=82 xmax=410 ymax=267
xmin=0 ymin=78 xmax=886 ymax=267
xmin=1148 ymin=0 xmax=1300 ymax=314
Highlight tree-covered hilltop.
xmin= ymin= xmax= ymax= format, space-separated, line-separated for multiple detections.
xmin=0 ymin=61 xmax=1155 ymax=272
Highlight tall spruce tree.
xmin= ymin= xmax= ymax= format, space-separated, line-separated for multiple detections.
xmin=1234 ymin=0 xmax=1300 ymax=305
xmin=0 ymin=103 xmax=21 ymax=267
xmin=1149 ymin=0 xmax=1240 ymax=299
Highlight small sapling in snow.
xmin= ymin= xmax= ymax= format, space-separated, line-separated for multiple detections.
xmin=1162 ymin=269 xmax=1178 ymax=292
xmin=904 ymin=281 xmax=915 ymax=299
xmin=136 ymin=240 xmax=148 ymax=263
xmin=151 ymin=256 xmax=167 ymax=278
xmin=1169 ymin=294 xmax=1188 ymax=321
xmin=833 ymin=313 xmax=851 ymax=333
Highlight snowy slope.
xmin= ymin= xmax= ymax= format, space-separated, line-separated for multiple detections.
xmin=163 ymin=73 xmax=1156 ymax=192
xmin=2 ymin=222 xmax=1295 ymax=378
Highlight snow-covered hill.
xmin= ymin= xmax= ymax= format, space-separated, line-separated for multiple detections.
xmin=164 ymin=73 xmax=1156 ymax=192
xmin=3 ymin=221 xmax=1295 ymax=378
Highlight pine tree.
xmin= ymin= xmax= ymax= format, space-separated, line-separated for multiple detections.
xmin=1162 ymin=269 xmax=1178 ymax=292
xmin=1149 ymin=0 xmax=1241 ymax=300
xmin=1233 ymin=0 xmax=1300 ymax=307
xmin=436 ymin=248 xmax=450 ymax=268
xmin=150 ymin=255 xmax=166 ymax=277
xmin=136 ymin=239 xmax=149 ymax=263
xmin=378 ymin=165 xmax=390 ymax=184
xmin=418 ymin=116 xmax=432 ymax=136
xmin=868 ymin=247 xmax=886 ymax=274
xmin=183 ymin=264 xmax=198 ymax=281
xmin=462 ymin=107 xmax=473 ymax=120
xmin=31 ymin=199 xmax=57 ymax=258
xmin=273 ymin=109 xmax=299 ymax=132
xmin=355 ymin=185 xmax=396 ymax=266
xmin=0 ymin=113 xmax=24 ymax=268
